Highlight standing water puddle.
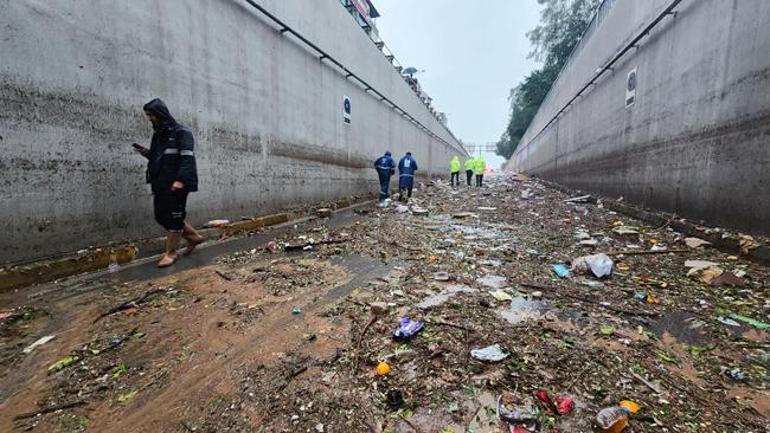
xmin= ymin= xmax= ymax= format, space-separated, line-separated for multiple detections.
xmin=418 ymin=284 xmax=476 ymax=309
xmin=498 ymin=297 xmax=546 ymax=325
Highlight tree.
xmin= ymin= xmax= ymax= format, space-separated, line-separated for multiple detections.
xmin=496 ymin=0 xmax=600 ymax=159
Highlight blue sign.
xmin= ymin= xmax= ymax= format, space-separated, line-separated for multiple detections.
xmin=343 ymin=95 xmax=351 ymax=124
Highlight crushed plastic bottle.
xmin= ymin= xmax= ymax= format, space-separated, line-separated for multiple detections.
xmin=596 ymin=401 xmax=639 ymax=433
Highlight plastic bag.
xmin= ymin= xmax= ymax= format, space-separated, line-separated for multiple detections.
xmin=471 ymin=344 xmax=508 ymax=362
xmin=393 ymin=317 xmax=424 ymax=340
xmin=571 ymin=253 xmax=613 ymax=278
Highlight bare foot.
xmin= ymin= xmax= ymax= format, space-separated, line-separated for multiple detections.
xmin=183 ymin=236 xmax=204 ymax=256
xmin=157 ymin=253 xmax=177 ymax=268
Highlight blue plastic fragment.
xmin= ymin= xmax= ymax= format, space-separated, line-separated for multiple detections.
xmin=552 ymin=264 xmax=571 ymax=278
xmin=393 ymin=317 xmax=424 ymax=340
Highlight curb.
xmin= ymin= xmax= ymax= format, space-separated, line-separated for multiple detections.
xmin=0 ymin=245 xmax=138 ymax=293
xmin=538 ymin=179 xmax=770 ymax=266
xmin=0 ymin=194 xmax=376 ymax=293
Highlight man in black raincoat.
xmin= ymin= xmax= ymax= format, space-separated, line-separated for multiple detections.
xmin=133 ymin=98 xmax=204 ymax=267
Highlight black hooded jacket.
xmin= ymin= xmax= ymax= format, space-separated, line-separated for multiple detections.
xmin=143 ymin=98 xmax=198 ymax=194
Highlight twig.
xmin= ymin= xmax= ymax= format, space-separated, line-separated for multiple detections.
xmin=284 ymin=238 xmax=349 ymax=251
xmin=605 ymin=249 xmax=689 ymax=256
xmin=465 ymin=405 xmax=482 ymax=431
xmin=563 ymin=195 xmax=592 ymax=203
xmin=14 ymin=400 xmax=86 ymax=420
xmin=215 ymin=269 xmax=233 ymax=281
xmin=290 ymin=366 xmax=308 ymax=378
xmin=399 ymin=414 xmax=424 ymax=433
xmin=92 ymin=287 xmax=166 ymax=323
xmin=630 ymin=370 xmax=664 ymax=394
xmin=519 ymin=283 xmax=660 ymax=318
xmin=654 ymin=214 xmax=677 ymax=230
xmin=356 ymin=315 xmax=378 ymax=350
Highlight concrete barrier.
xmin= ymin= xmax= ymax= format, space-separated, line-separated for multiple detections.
xmin=0 ymin=0 xmax=466 ymax=265
xmin=508 ymin=0 xmax=770 ymax=235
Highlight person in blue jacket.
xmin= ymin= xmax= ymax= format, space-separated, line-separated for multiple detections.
xmin=398 ymin=151 xmax=418 ymax=203
xmin=133 ymin=98 xmax=204 ymax=267
xmin=374 ymin=151 xmax=396 ymax=203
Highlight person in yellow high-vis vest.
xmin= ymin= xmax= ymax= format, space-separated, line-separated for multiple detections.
xmin=474 ymin=155 xmax=486 ymax=187
xmin=449 ymin=156 xmax=461 ymax=187
xmin=463 ymin=157 xmax=475 ymax=186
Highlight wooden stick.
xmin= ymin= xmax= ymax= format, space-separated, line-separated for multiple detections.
xmin=93 ymin=287 xmax=166 ymax=323
xmin=519 ymin=283 xmax=660 ymax=318
xmin=14 ymin=400 xmax=86 ymax=420
xmin=605 ymin=249 xmax=689 ymax=256
xmin=215 ymin=269 xmax=233 ymax=281
xmin=284 ymin=238 xmax=349 ymax=251
xmin=630 ymin=370 xmax=664 ymax=394
xmin=355 ymin=315 xmax=378 ymax=350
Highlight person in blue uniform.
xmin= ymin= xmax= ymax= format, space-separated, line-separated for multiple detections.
xmin=374 ymin=151 xmax=396 ymax=204
xmin=397 ymin=151 xmax=418 ymax=203
xmin=133 ymin=98 xmax=204 ymax=267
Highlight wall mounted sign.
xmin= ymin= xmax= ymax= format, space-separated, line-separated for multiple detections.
xmin=626 ymin=67 xmax=637 ymax=108
xmin=343 ymin=95 xmax=351 ymax=124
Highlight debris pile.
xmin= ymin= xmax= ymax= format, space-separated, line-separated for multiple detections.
xmin=1 ymin=176 xmax=768 ymax=432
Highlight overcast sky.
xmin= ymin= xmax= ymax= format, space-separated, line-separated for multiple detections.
xmin=374 ymin=0 xmax=542 ymax=169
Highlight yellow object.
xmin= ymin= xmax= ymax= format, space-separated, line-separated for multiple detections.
xmin=645 ymin=295 xmax=660 ymax=305
xmin=473 ymin=155 xmax=486 ymax=175
xmin=376 ymin=361 xmax=391 ymax=376
xmin=649 ymin=239 xmax=658 ymax=245
xmin=449 ymin=156 xmax=461 ymax=173
xmin=619 ymin=400 xmax=640 ymax=414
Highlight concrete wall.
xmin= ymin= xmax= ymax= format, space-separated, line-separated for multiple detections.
xmin=0 ymin=0 xmax=466 ymax=264
xmin=508 ymin=0 xmax=770 ymax=235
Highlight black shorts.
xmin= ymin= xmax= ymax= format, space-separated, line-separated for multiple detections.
xmin=153 ymin=192 xmax=188 ymax=231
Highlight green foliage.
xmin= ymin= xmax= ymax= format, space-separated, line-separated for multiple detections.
xmin=496 ymin=0 xmax=601 ymax=159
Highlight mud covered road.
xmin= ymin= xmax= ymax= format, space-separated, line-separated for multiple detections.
xmin=1 ymin=176 xmax=768 ymax=432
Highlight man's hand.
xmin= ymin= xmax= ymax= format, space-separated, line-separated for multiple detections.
xmin=171 ymin=181 xmax=185 ymax=192
xmin=132 ymin=143 xmax=150 ymax=157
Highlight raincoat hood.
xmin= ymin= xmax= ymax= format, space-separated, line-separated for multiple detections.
xmin=143 ymin=98 xmax=176 ymax=129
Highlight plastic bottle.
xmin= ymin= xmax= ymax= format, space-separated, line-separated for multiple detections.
xmin=596 ymin=401 xmax=639 ymax=433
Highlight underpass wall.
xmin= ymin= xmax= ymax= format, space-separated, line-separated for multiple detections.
xmin=508 ymin=0 xmax=770 ymax=235
xmin=0 ymin=0 xmax=466 ymax=264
